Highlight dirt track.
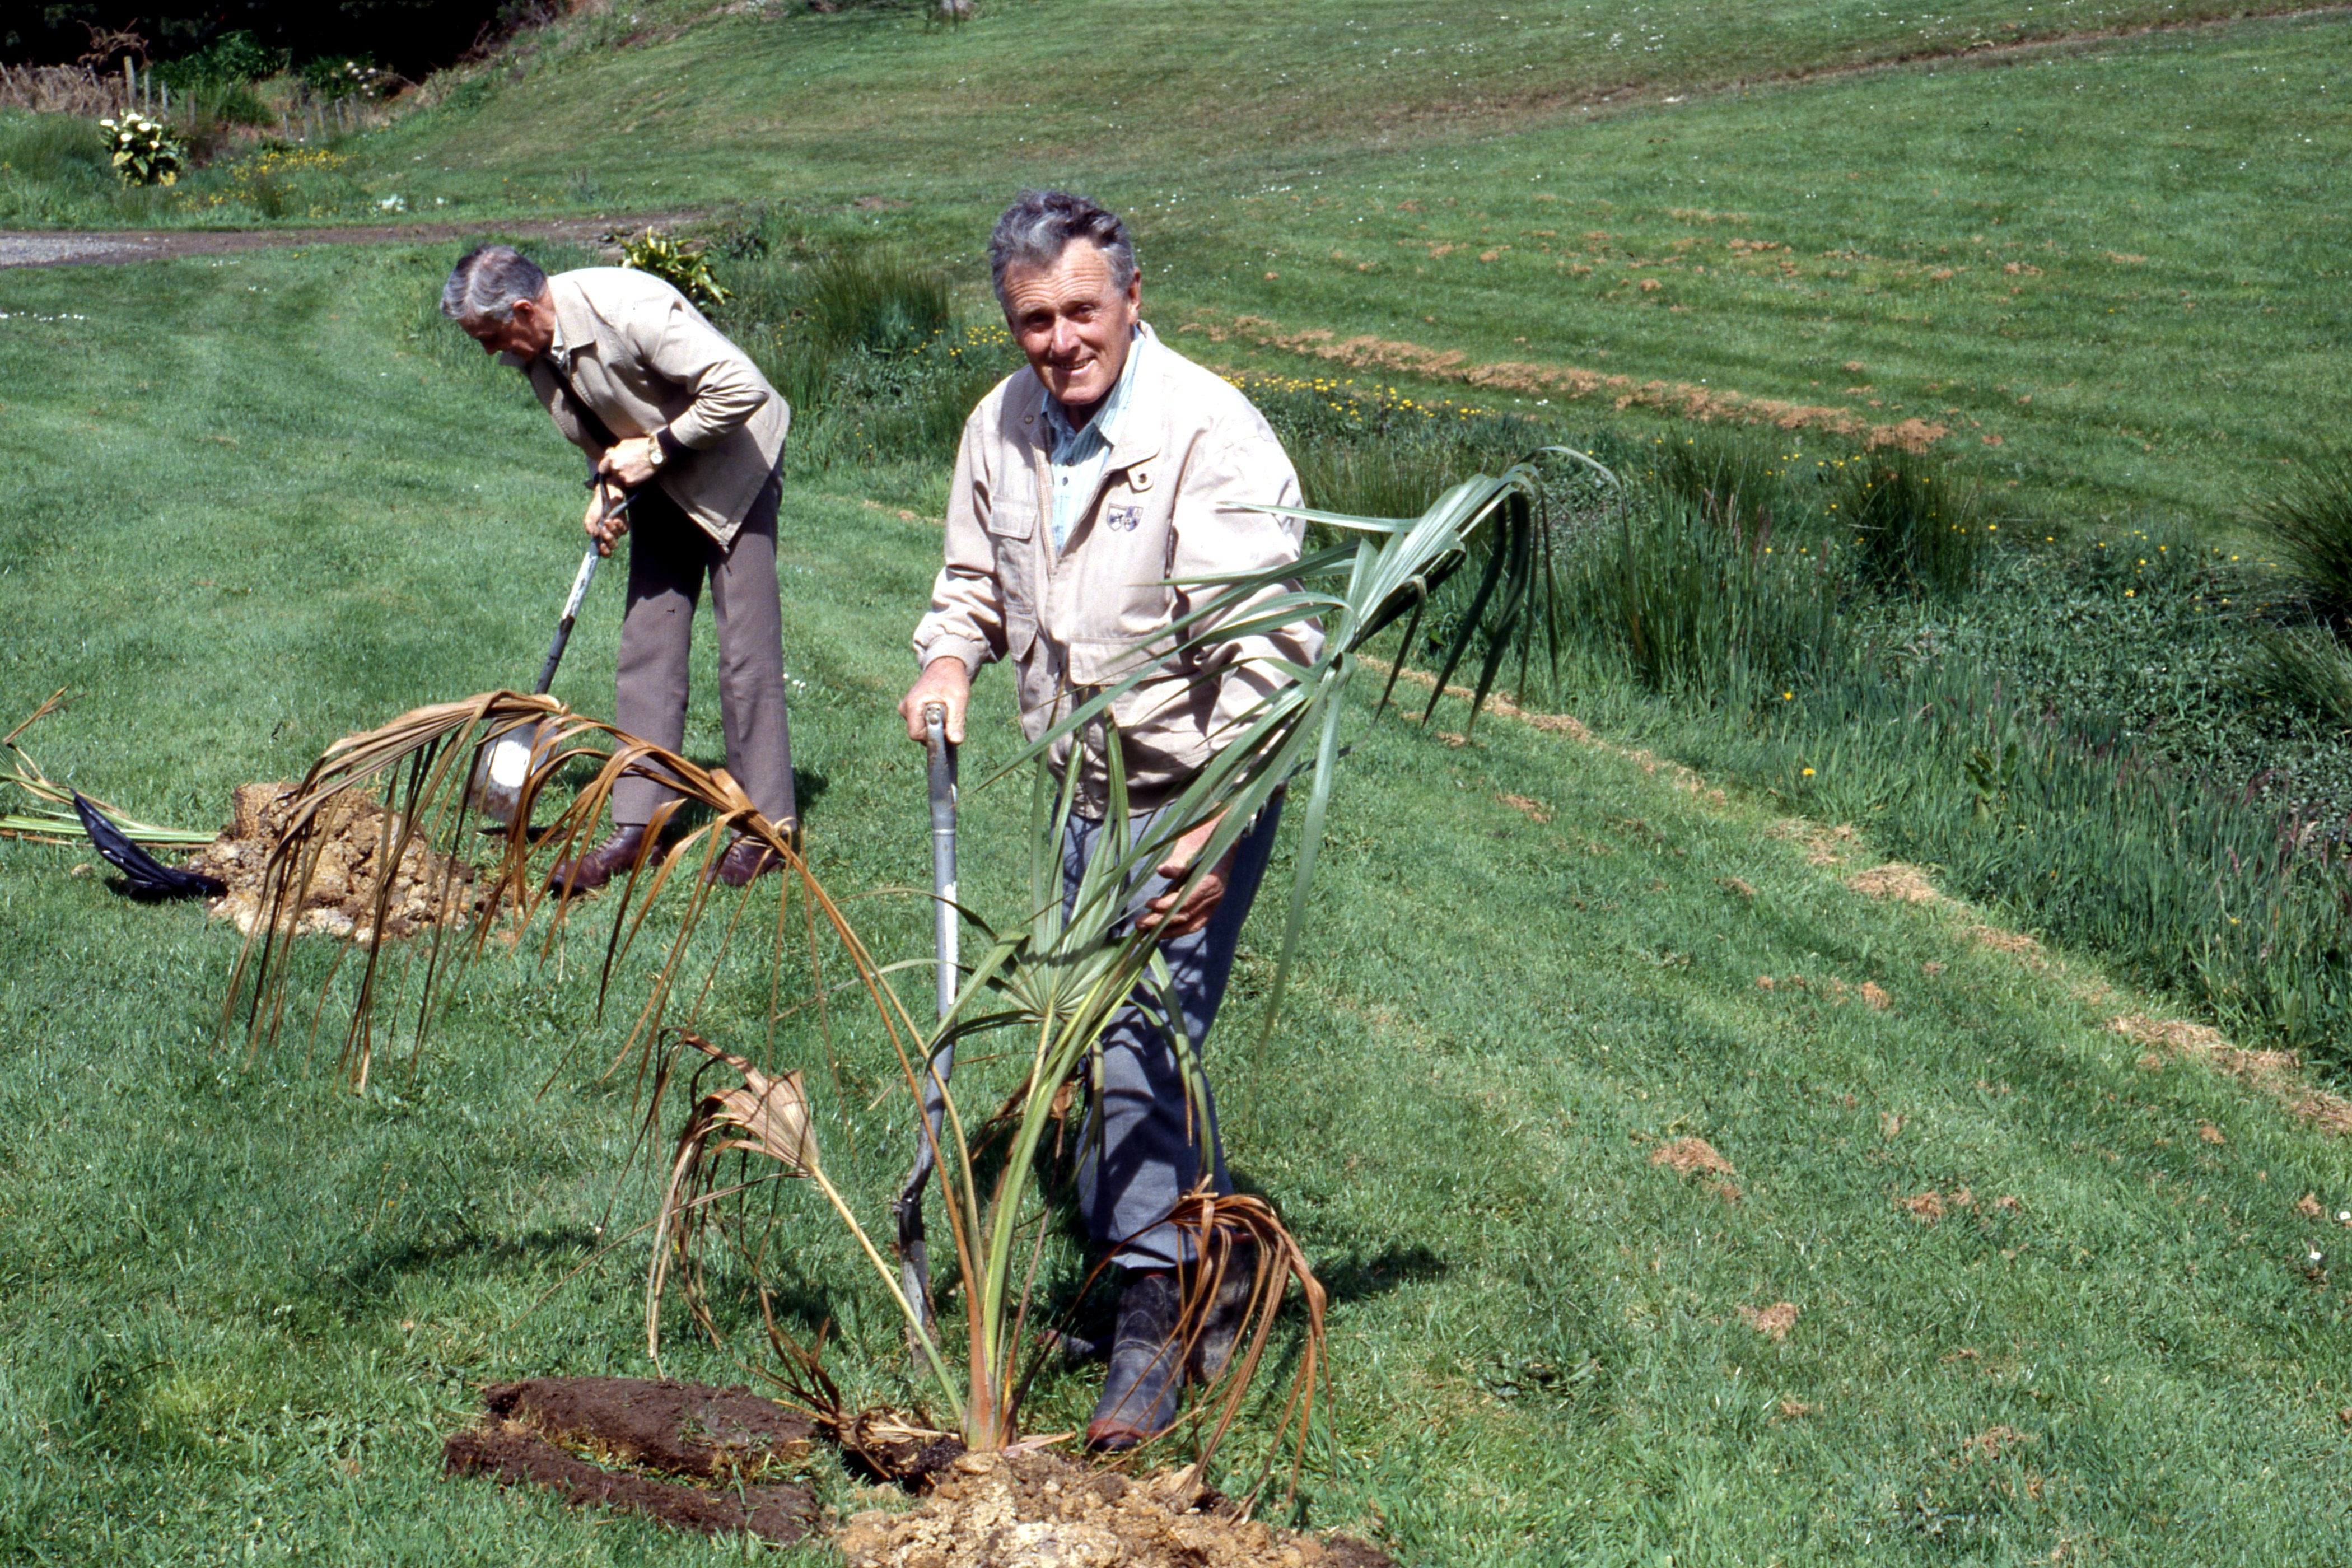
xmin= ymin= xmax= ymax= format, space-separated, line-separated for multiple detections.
xmin=0 ymin=212 xmax=698 ymax=269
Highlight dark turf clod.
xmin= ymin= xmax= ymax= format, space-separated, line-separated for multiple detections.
xmin=445 ymin=1376 xmax=820 ymax=1540
xmin=481 ymin=1375 xmax=816 ymax=1480
xmin=442 ymin=1424 xmax=816 ymax=1541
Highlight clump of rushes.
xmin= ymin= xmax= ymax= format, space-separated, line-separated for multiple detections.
xmin=2238 ymin=450 xmax=2352 ymax=729
xmin=1572 ymin=478 xmax=1844 ymax=703
xmin=1641 ymin=428 xmax=1811 ymax=545
xmin=1832 ymin=446 xmax=1987 ymax=597
xmin=2249 ymin=449 xmax=2352 ymax=635
xmin=99 ymin=113 xmax=185 ymax=186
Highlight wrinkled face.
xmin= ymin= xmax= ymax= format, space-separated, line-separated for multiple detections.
xmin=1000 ymin=241 xmax=1141 ymax=416
xmin=461 ymin=292 xmax=557 ymax=360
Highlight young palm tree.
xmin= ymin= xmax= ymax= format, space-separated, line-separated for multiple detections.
xmin=234 ymin=447 xmax=1605 ymax=1490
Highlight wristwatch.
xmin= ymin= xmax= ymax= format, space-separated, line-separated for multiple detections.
xmin=643 ymin=429 xmax=669 ymax=471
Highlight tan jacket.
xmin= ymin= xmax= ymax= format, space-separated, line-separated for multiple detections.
xmin=506 ymin=268 xmax=787 ymax=546
xmin=913 ymin=325 xmax=1323 ymax=813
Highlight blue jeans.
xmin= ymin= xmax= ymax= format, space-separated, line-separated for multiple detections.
xmin=1062 ymin=797 xmax=1284 ymax=1270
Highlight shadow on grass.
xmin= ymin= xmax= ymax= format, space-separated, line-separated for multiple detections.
xmin=319 ymin=1222 xmax=600 ymax=1308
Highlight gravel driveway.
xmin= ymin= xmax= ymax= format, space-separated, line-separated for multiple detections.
xmin=0 ymin=214 xmax=694 ymax=269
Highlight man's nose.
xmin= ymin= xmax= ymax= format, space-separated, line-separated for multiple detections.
xmin=1050 ymin=316 xmax=1083 ymax=359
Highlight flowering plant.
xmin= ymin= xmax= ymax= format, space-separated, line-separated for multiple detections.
xmin=99 ymin=114 xmax=186 ymax=186
xmin=619 ymin=228 xmax=730 ymax=309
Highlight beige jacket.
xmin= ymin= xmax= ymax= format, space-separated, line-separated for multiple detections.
xmin=913 ymin=325 xmax=1323 ymax=813
xmin=506 ymin=268 xmax=787 ymax=546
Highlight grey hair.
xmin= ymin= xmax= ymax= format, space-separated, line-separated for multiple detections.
xmin=440 ymin=244 xmax=548 ymax=323
xmin=987 ymin=190 xmax=1136 ymax=310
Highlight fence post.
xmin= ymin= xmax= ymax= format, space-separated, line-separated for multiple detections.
xmin=124 ymin=57 xmax=135 ymax=113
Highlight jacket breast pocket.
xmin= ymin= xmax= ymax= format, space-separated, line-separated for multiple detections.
xmin=982 ymin=499 xmax=1036 ymax=540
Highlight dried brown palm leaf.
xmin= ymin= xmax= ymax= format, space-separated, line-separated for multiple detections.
xmin=1158 ymin=1191 xmax=1331 ymax=1513
xmin=643 ymin=1030 xmax=961 ymax=1407
xmin=223 ymin=690 xmax=924 ymax=1099
xmin=647 ymin=1031 xmax=815 ymax=1359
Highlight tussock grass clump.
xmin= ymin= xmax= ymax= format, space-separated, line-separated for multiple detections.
xmin=2250 ymin=449 xmax=2352 ymax=634
xmin=708 ymin=241 xmax=1014 ymax=472
xmin=801 ymin=249 xmax=952 ymax=358
xmin=2241 ymin=624 xmax=2352 ymax=733
xmin=1572 ymin=497 xmax=1845 ymax=702
xmin=1833 ymin=447 xmax=1987 ymax=598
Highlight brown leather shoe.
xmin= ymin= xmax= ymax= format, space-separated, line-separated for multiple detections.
xmin=707 ymin=831 xmax=791 ymax=888
xmin=547 ymin=825 xmax=659 ymax=894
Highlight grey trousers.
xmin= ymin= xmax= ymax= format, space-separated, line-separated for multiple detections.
xmin=1064 ymin=797 xmax=1285 ymax=1271
xmin=611 ymin=469 xmax=797 ymax=829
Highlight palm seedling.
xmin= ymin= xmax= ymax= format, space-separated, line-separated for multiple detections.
xmin=236 ymin=444 xmax=1604 ymax=1493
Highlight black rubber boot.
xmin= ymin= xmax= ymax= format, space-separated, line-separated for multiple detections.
xmin=1186 ymin=1235 xmax=1261 ymax=1385
xmin=1085 ymin=1270 xmax=1184 ymax=1452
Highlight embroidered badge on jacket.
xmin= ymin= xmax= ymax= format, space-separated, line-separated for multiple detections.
xmin=1106 ymin=503 xmax=1144 ymax=533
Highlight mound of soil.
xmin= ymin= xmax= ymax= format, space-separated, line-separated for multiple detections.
xmin=837 ymin=1450 xmax=1394 ymax=1568
xmin=186 ymin=782 xmax=475 ymax=941
xmin=445 ymin=1377 xmax=818 ymax=1542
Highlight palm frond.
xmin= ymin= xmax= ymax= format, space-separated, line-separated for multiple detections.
xmin=222 ymin=689 xmax=912 ymax=1098
xmin=1005 ymin=447 xmax=1613 ymax=1053
xmin=3 ymin=689 xmax=214 ymax=847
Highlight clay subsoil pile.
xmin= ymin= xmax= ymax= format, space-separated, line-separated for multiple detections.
xmin=838 ymin=1449 xmax=1394 ymax=1568
xmin=443 ymin=1376 xmax=818 ymax=1542
xmin=185 ymin=782 xmax=475 ymax=940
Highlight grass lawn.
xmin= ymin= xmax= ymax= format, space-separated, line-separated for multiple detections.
xmin=6 ymin=240 xmax=2352 ymax=1564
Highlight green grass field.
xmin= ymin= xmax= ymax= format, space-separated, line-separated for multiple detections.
xmin=7 ymin=238 xmax=2352 ymax=1566
xmin=7 ymin=1 xmax=2348 ymax=521
xmin=7 ymin=2 xmax=2352 ymax=1561
xmin=327 ymin=0 xmax=2348 ymax=522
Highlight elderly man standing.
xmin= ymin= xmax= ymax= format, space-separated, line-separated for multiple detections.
xmin=443 ymin=244 xmax=797 ymax=888
xmin=900 ymin=191 xmax=1321 ymax=1450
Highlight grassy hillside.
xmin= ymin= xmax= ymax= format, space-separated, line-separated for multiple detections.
xmin=6 ymin=239 xmax=2352 ymax=1566
xmin=6 ymin=1 xmax=2344 ymax=520
xmin=329 ymin=0 xmax=2345 ymax=524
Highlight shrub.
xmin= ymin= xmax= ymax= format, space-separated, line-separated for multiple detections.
xmin=97 ymin=114 xmax=185 ymax=186
xmin=300 ymin=57 xmax=399 ymax=102
xmin=619 ymin=227 xmax=730 ymax=310
xmin=154 ymin=31 xmax=288 ymax=92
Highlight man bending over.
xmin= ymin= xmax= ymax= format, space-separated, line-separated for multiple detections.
xmin=443 ymin=244 xmax=797 ymax=887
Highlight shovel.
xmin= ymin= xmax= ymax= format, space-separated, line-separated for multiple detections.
xmin=469 ymin=485 xmax=636 ymax=832
xmin=892 ymin=702 xmax=959 ymax=1343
